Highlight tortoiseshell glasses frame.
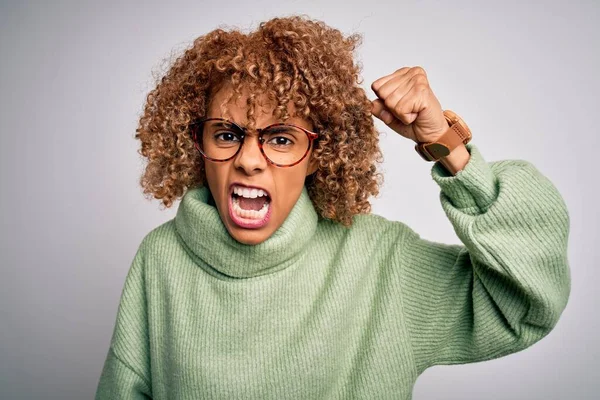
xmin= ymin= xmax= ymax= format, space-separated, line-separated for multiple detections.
xmin=189 ymin=117 xmax=320 ymax=168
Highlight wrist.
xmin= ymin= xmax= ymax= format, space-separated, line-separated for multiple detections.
xmin=438 ymin=143 xmax=470 ymax=175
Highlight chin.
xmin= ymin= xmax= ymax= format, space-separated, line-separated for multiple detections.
xmin=228 ymin=227 xmax=272 ymax=245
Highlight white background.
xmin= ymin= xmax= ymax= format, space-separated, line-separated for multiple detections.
xmin=1 ymin=0 xmax=597 ymax=398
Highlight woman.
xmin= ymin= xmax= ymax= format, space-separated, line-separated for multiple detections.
xmin=96 ymin=15 xmax=571 ymax=399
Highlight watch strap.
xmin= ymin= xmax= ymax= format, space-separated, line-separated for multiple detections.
xmin=415 ymin=110 xmax=472 ymax=161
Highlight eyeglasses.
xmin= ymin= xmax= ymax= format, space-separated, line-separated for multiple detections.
xmin=189 ymin=117 xmax=319 ymax=167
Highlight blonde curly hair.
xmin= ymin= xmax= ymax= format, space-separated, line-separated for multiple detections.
xmin=136 ymin=14 xmax=384 ymax=227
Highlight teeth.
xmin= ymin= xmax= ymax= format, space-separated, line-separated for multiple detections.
xmin=232 ymin=185 xmax=269 ymax=199
xmin=232 ymin=195 xmax=270 ymax=220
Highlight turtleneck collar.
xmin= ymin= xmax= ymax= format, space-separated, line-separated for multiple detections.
xmin=174 ymin=185 xmax=319 ymax=279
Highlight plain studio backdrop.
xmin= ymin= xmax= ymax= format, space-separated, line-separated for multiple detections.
xmin=0 ymin=0 xmax=597 ymax=399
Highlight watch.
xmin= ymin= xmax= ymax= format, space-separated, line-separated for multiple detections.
xmin=414 ymin=110 xmax=472 ymax=162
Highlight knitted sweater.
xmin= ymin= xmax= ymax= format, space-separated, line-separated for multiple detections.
xmin=95 ymin=143 xmax=571 ymax=400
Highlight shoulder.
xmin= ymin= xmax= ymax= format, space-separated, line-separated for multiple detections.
xmin=316 ymin=212 xmax=414 ymax=246
xmin=137 ymin=218 xmax=178 ymax=256
xmin=352 ymin=212 xmax=412 ymax=238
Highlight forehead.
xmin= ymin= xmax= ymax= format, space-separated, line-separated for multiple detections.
xmin=206 ymin=81 xmax=309 ymax=128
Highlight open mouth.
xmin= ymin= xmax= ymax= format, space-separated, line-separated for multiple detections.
xmin=227 ymin=184 xmax=274 ymax=229
xmin=231 ymin=192 xmax=271 ymax=220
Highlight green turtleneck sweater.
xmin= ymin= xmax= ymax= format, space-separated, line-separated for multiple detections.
xmin=95 ymin=143 xmax=571 ymax=400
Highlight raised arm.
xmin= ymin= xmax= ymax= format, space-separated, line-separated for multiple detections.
xmin=399 ymin=143 xmax=571 ymax=375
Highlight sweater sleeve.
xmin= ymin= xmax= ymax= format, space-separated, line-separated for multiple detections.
xmin=398 ymin=142 xmax=571 ymax=375
xmin=96 ymin=240 xmax=153 ymax=399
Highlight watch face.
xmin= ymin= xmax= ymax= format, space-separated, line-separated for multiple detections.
xmin=443 ymin=110 xmax=472 ymax=142
xmin=443 ymin=110 xmax=461 ymax=127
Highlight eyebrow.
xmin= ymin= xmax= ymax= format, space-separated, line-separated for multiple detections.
xmin=211 ymin=121 xmax=249 ymax=131
xmin=212 ymin=120 xmax=300 ymax=132
xmin=212 ymin=121 xmax=239 ymax=128
xmin=210 ymin=121 xmax=262 ymax=139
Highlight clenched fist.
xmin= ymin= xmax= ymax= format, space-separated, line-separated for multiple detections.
xmin=371 ymin=66 xmax=450 ymax=144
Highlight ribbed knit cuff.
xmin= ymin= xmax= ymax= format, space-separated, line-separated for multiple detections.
xmin=430 ymin=143 xmax=499 ymax=214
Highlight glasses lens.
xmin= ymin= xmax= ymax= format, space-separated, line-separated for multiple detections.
xmin=198 ymin=120 xmax=243 ymax=161
xmin=262 ymin=125 xmax=310 ymax=166
xmin=196 ymin=120 xmax=311 ymax=165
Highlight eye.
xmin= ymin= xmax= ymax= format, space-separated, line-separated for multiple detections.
xmin=267 ymin=136 xmax=294 ymax=146
xmin=263 ymin=126 xmax=299 ymax=147
xmin=214 ymin=131 xmax=242 ymax=142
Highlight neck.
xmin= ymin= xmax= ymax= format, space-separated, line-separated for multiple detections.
xmin=174 ymin=185 xmax=319 ymax=279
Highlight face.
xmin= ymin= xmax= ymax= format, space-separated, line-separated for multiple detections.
xmin=202 ymin=82 xmax=318 ymax=245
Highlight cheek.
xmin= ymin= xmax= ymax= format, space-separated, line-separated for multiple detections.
xmin=203 ymin=164 xmax=228 ymax=203
xmin=273 ymin=168 xmax=309 ymax=211
xmin=203 ymin=166 xmax=216 ymax=195
xmin=204 ymin=163 xmax=226 ymax=185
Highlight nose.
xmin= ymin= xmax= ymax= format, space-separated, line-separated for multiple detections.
xmin=232 ymin=134 xmax=267 ymax=174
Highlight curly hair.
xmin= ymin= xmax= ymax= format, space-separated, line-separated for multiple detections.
xmin=135 ymin=14 xmax=384 ymax=227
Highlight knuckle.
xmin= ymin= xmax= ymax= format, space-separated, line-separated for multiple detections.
xmin=384 ymin=96 xmax=396 ymax=109
xmin=412 ymin=66 xmax=427 ymax=76
xmin=413 ymin=76 xmax=430 ymax=89
xmin=416 ymin=81 xmax=429 ymax=91
xmin=415 ymin=73 xmax=428 ymax=83
xmin=393 ymin=98 xmax=407 ymax=114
